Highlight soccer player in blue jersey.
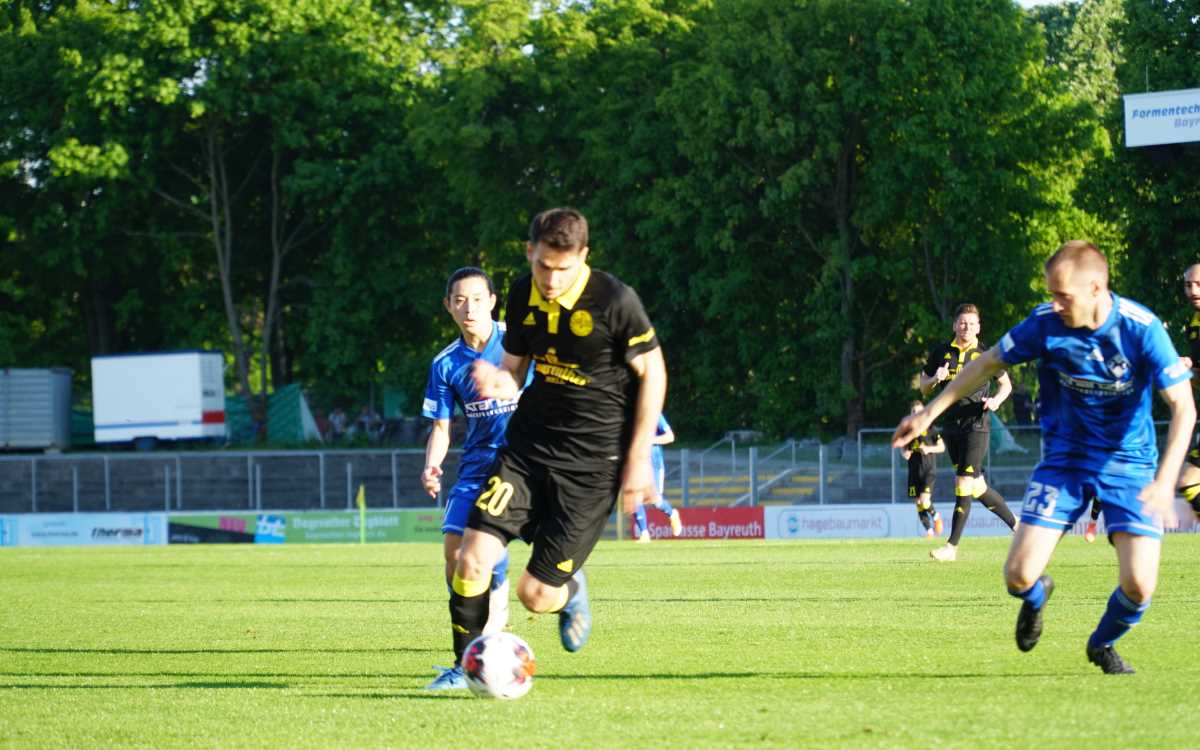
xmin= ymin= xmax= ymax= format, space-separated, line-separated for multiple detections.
xmin=633 ymin=414 xmax=683 ymax=542
xmin=421 ymin=267 xmax=528 ymax=690
xmin=894 ymin=242 xmax=1195 ymax=674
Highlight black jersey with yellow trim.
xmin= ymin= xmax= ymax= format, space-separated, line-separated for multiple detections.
xmin=907 ymin=425 xmax=942 ymax=454
xmin=907 ymin=426 xmax=941 ymax=471
xmin=1188 ymin=312 xmax=1200 ymax=365
xmin=922 ymin=338 xmax=1005 ymax=432
xmin=502 ymin=266 xmax=659 ymax=470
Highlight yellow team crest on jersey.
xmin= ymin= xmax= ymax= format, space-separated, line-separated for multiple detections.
xmin=556 ymin=559 xmax=574 ymax=573
xmin=523 ymin=312 xmax=536 ymax=326
xmin=569 ymin=310 xmax=593 ymax=337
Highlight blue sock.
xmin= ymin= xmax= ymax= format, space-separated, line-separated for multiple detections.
xmin=634 ymin=505 xmax=648 ymax=535
xmin=1008 ymin=578 xmax=1046 ymax=610
xmin=490 ymin=551 xmax=509 ymax=591
xmin=654 ymin=499 xmax=674 ymax=516
xmin=1088 ymin=587 xmax=1149 ymax=647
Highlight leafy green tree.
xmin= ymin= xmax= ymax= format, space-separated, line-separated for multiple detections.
xmin=0 ymin=3 xmax=219 ymax=385
xmin=1081 ymin=0 xmax=1200 ymax=337
xmin=650 ymin=0 xmax=1084 ymax=437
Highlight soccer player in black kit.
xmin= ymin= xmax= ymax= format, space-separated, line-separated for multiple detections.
xmin=920 ymin=303 xmax=1018 ymax=561
xmin=903 ymin=400 xmax=945 ymax=538
xmin=1176 ymin=264 xmax=1200 ymax=521
xmin=444 ymin=208 xmax=667 ymax=670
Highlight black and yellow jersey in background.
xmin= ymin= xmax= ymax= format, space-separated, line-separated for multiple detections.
xmin=922 ymin=339 xmax=1006 ymax=434
xmin=907 ymin=426 xmax=941 ymax=473
xmin=1188 ymin=312 xmax=1200 ymax=366
xmin=502 ymin=265 xmax=659 ymax=471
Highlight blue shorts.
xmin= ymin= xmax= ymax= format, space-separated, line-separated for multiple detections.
xmin=1019 ymin=464 xmax=1162 ymax=539
xmin=442 ymin=475 xmax=486 ymax=535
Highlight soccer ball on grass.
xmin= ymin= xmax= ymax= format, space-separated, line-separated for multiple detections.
xmin=462 ymin=632 xmax=536 ymax=699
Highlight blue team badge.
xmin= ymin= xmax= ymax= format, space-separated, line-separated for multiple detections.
xmin=1106 ymin=353 xmax=1130 ymax=380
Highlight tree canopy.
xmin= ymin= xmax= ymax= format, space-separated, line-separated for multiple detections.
xmin=1 ymin=0 xmax=1188 ymax=441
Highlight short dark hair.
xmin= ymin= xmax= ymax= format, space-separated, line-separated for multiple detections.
xmin=954 ymin=303 xmax=979 ymax=319
xmin=444 ymin=267 xmax=494 ymax=298
xmin=529 ymin=207 xmax=588 ymax=250
xmin=1046 ymin=241 xmax=1108 ymax=285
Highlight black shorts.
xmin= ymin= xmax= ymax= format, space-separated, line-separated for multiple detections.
xmin=467 ymin=447 xmax=619 ymax=587
xmin=945 ymin=430 xmax=988 ymax=478
xmin=1187 ymin=429 xmax=1200 ymax=470
xmin=907 ymin=457 xmax=934 ymax=498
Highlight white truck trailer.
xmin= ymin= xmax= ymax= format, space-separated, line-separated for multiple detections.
xmin=91 ymin=351 xmax=226 ymax=445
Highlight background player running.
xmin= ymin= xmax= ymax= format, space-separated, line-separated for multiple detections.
xmin=902 ymin=400 xmax=945 ymax=538
xmin=445 ymin=207 xmax=667 ymax=676
xmin=920 ymin=303 xmax=1017 ymax=561
xmin=420 ymin=267 xmax=528 ymax=690
xmin=894 ymin=241 xmax=1195 ymax=675
xmin=1176 ymin=263 xmax=1200 ymax=522
xmin=633 ymin=413 xmax=683 ymax=542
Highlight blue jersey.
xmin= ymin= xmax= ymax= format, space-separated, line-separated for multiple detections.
xmin=998 ymin=293 xmax=1190 ymax=476
xmin=422 ymin=321 xmax=524 ymax=479
xmin=650 ymin=414 xmax=671 ymax=469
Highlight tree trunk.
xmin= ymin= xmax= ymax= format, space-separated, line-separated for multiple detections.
xmin=835 ymin=121 xmax=865 ymax=439
xmin=204 ymin=127 xmax=255 ymax=404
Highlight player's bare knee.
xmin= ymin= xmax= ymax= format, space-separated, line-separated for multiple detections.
xmin=516 ymin=575 xmax=555 ymax=612
xmin=1004 ymin=561 xmax=1037 ymax=592
xmin=456 ymin=549 xmax=491 ymax=583
xmin=1119 ymin=577 xmax=1155 ymax=604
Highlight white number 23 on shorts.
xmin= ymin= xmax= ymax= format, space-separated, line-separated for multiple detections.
xmin=1022 ymin=481 xmax=1059 ymax=517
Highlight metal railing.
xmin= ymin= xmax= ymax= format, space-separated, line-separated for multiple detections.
xmin=2 ymin=421 xmax=1161 ymax=514
xmin=0 ymin=449 xmax=446 ymax=514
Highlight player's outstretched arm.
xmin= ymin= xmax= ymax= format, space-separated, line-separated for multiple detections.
xmin=622 ymin=347 xmax=667 ymax=513
xmin=421 ymin=418 xmax=451 ymax=498
xmin=472 ymin=352 xmax=531 ymax=401
xmin=1139 ymin=380 xmax=1197 ymax=525
xmin=894 ymin=348 xmax=1006 ymax=448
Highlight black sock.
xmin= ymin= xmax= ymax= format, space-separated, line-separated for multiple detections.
xmin=555 ymin=575 xmax=580 ymax=612
xmin=449 ymin=591 xmax=489 ymax=664
xmin=979 ymin=487 xmax=1016 ymax=528
xmin=917 ymin=509 xmax=932 ymax=530
xmin=1090 ymin=500 xmax=1102 ymax=522
xmin=948 ymin=496 xmax=971 ymax=545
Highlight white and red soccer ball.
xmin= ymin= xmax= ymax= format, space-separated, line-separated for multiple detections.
xmin=462 ymin=632 xmax=536 ymax=699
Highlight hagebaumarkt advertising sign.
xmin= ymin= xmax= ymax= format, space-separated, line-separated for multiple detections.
xmin=763 ymin=504 xmax=1015 ymax=540
xmin=0 ymin=513 xmax=166 ymax=547
xmin=168 ymin=509 xmax=442 ymax=544
xmin=1124 ymin=87 xmax=1200 ymax=147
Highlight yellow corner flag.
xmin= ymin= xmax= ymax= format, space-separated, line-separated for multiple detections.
xmin=356 ymin=484 xmax=366 ymax=544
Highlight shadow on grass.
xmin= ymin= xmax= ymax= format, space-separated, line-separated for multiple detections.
xmin=537 ymin=670 xmax=1065 ymax=681
xmin=0 ymin=646 xmax=439 ymax=655
xmin=304 ymin=669 xmax=1066 ymax=699
xmin=0 ymin=681 xmax=289 ymax=690
xmin=0 ymin=671 xmax=431 ymax=680
xmin=109 ymin=598 xmax=440 ymax=605
xmin=309 ymin=692 xmax=472 ymax=701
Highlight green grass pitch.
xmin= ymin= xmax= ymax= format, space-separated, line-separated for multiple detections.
xmin=3 ymin=536 xmax=1200 ymax=748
